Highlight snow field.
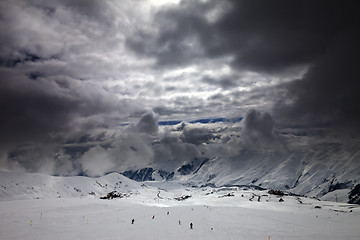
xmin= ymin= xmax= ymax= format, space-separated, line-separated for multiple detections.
xmin=1 ymin=197 xmax=359 ymax=240
xmin=1 ymin=172 xmax=360 ymax=240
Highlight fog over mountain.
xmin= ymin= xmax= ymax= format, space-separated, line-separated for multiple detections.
xmin=0 ymin=0 xmax=359 ymax=200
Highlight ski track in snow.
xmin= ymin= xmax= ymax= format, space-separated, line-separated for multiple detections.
xmin=0 ymin=172 xmax=360 ymax=240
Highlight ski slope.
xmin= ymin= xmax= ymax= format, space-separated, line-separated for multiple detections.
xmin=0 ymin=172 xmax=359 ymax=240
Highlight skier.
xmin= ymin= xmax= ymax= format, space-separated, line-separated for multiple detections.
xmin=131 ymin=219 xmax=135 ymax=224
xmin=179 ymin=220 xmax=181 ymax=225
xmin=152 ymin=215 xmax=155 ymax=219
xmin=167 ymin=211 xmax=169 ymax=215
xmin=190 ymin=222 xmax=193 ymax=229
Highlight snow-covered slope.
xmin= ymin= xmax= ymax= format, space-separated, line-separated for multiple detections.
xmin=0 ymin=171 xmax=360 ymax=240
xmin=0 ymin=171 xmax=155 ymax=201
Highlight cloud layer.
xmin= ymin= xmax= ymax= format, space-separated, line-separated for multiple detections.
xmin=0 ymin=0 xmax=359 ymax=176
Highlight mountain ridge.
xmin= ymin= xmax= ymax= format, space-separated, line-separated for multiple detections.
xmin=119 ymin=141 xmax=360 ymax=204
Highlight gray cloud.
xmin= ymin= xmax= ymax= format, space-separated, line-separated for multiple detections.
xmin=1 ymin=0 xmax=359 ymax=178
xmin=181 ymin=125 xmax=218 ymax=145
xmin=0 ymin=0 xmax=147 ymax=155
xmin=0 ymin=69 xmax=146 ymax=175
xmin=6 ymin=143 xmax=58 ymax=174
xmin=127 ymin=0 xmax=359 ymax=132
xmin=127 ymin=0 xmax=351 ymax=72
xmin=0 ymin=70 xmax=137 ymax=146
xmin=275 ymin=32 xmax=360 ymax=133
xmin=240 ymin=109 xmax=285 ymax=152
xmin=135 ymin=111 xmax=159 ymax=135
xmin=202 ymin=75 xmax=238 ymax=89
xmin=78 ymin=132 xmax=155 ymax=177
xmin=244 ymin=110 xmax=275 ymax=140
xmin=0 ymin=70 xmax=76 ymax=146
xmin=153 ymin=132 xmax=201 ymax=170
xmin=126 ymin=0 xmax=212 ymax=68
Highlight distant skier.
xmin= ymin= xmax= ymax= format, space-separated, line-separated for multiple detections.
xmin=152 ymin=215 xmax=155 ymax=219
xmin=190 ymin=222 xmax=193 ymax=229
xmin=179 ymin=220 xmax=181 ymax=225
xmin=131 ymin=219 xmax=135 ymax=224
xmin=167 ymin=211 xmax=169 ymax=215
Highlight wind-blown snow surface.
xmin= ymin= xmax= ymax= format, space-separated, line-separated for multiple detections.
xmin=1 ymin=172 xmax=359 ymax=240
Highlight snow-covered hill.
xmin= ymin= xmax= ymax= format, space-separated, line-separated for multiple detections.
xmin=0 ymin=171 xmax=153 ymax=201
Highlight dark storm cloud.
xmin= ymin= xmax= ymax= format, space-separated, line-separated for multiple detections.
xmin=127 ymin=0 xmax=352 ymax=72
xmin=211 ymin=0 xmax=357 ymax=72
xmin=0 ymin=0 xmax=145 ymax=153
xmin=275 ymin=32 xmax=360 ymax=132
xmin=1 ymin=0 xmax=359 ymax=178
xmin=127 ymin=0 xmax=359 ymax=132
xmin=126 ymin=0 xmax=213 ymax=67
xmin=0 ymin=70 xmax=132 ymax=148
xmin=243 ymin=109 xmax=275 ymax=141
xmin=0 ymin=70 xmax=74 ymax=146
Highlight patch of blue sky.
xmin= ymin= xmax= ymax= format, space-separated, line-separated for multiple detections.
xmin=158 ymin=117 xmax=243 ymax=126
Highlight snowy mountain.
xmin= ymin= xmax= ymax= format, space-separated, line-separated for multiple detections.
xmin=121 ymin=137 xmax=360 ymax=204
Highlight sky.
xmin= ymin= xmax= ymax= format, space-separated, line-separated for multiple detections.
xmin=0 ymin=0 xmax=359 ymax=176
